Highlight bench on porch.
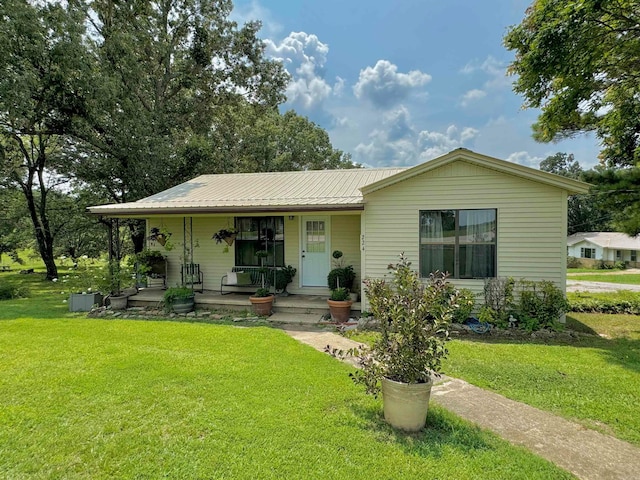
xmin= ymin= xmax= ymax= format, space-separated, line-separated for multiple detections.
xmin=181 ymin=263 xmax=204 ymax=293
xmin=220 ymin=267 xmax=274 ymax=295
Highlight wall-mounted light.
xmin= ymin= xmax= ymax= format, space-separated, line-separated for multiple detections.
xmin=288 ymin=215 xmax=295 ymax=220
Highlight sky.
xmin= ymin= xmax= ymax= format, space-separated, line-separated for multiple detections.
xmin=231 ymin=0 xmax=601 ymax=170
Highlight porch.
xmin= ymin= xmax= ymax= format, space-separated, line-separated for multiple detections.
xmin=128 ymin=288 xmax=362 ymax=317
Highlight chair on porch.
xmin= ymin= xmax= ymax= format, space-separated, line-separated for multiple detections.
xmin=181 ymin=263 xmax=204 ymax=293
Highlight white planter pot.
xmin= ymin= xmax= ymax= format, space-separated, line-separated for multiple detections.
xmin=69 ymin=293 xmax=103 ymax=312
xmin=381 ymin=377 xmax=433 ymax=432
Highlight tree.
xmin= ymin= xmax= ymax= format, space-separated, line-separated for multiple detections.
xmin=0 ymin=0 xmax=90 ymax=278
xmin=191 ymin=106 xmax=355 ymax=174
xmin=504 ymin=0 xmax=640 ymax=167
xmin=539 ymin=153 xmax=611 ymax=234
xmin=583 ymin=167 xmax=640 ymax=235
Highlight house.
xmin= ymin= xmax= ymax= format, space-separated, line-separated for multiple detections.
xmin=89 ymin=148 xmax=590 ymax=307
xmin=567 ymin=232 xmax=640 ymax=267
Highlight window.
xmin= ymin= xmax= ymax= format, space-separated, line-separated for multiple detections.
xmin=419 ymin=209 xmax=496 ymax=279
xmin=580 ymin=247 xmax=596 ymax=259
xmin=616 ymin=250 xmax=622 ymax=261
xmin=632 ymin=250 xmax=637 ymax=262
xmin=235 ymin=217 xmax=284 ymax=267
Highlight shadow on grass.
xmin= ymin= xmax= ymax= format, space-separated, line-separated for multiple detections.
xmin=347 ymin=400 xmax=513 ymax=459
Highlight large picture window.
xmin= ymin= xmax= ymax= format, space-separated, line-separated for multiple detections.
xmin=235 ymin=217 xmax=285 ymax=267
xmin=420 ymin=209 xmax=496 ymax=279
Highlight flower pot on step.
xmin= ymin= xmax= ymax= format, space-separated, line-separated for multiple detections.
xmin=250 ymin=295 xmax=274 ymax=316
xmin=327 ymin=299 xmax=352 ymax=323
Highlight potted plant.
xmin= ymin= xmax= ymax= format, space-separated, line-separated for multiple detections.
xmin=163 ymin=286 xmax=195 ymax=314
xmin=275 ymin=265 xmax=297 ymax=296
xmin=132 ymin=249 xmax=166 ymax=288
xmin=327 ymin=287 xmax=352 ymax=323
xmin=212 ymin=227 xmax=239 ymax=246
xmin=327 ymin=250 xmax=356 ymax=291
xmin=337 ymin=253 xmax=461 ymax=432
xmin=68 ymin=257 xmax=103 ymax=312
xmin=249 ymin=287 xmax=274 ymax=316
xmin=149 ymin=227 xmax=173 ymax=249
xmin=101 ymin=260 xmax=135 ymax=310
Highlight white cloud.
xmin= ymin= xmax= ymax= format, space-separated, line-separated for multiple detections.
xmin=265 ymin=32 xmax=334 ymax=110
xmin=232 ymin=1 xmax=282 ymax=38
xmin=417 ymin=125 xmax=479 ymax=160
xmin=353 ymin=107 xmax=478 ymax=167
xmin=353 ymin=60 xmax=431 ymax=109
xmin=461 ymin=55 xmax=511 ymax=90
xmin=460 ymin=89 xmax=487 ymax=107
xmin=506 ymin=151 xmax=545 ymax=168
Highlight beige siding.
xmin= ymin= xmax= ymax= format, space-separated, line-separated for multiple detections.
xmin=363 ymin=160 xmax=568 ymax=303
xmin=145 ymin=213 xmax=360 ymax=295
xmin=330 ymin=215 xmax=362 ymax=293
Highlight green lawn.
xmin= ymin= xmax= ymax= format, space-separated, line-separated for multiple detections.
xmin=0 ymin=270 xmax=573 ymax=478
xmin=444 ymin=312 xmax=640 ymax=446
xmin=0 ymin=318 xmax=571 ymax=479
xmin=567 ymin=273 xmax=640 ymax=284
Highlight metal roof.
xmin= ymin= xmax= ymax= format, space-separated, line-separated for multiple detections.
xmin=567 ymin=232 xmax=640 ymax=250
xmin=88 ymin=167 xmax=407 ymax=216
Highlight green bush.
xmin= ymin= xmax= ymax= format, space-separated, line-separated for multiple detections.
xmin=0 ymin=284 xmax=30 ymax=300
xmin=568 ymin=292 xmax=640 ymax=314
xmin=483 ymin=277 xmax=514 ymax=326
xmin=327 ymin=265 xmax=356 ymax=290
xmin=516 ymin=280 xmax=568 ymax=330
xmin=566 ymin=256 xmax=582 ymax=268
xmin=452 ymin=288 xmax=475 ymax=323
xmin=329 ymin=287 xmax=350 ymax=301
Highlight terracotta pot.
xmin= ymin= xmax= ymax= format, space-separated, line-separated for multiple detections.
xmin=327 ymin=299 xmax=352 ymax=323
xmin=381 ymin=377 xmax=433 ymax=432
xmin=250 ymin=295 xmax=274 ymax=316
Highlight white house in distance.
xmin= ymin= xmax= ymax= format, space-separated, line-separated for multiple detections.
xmin=567 ymin=232 xmax=640 ymax=266
xmin=89 ymin=149 xmax=590 ymax=308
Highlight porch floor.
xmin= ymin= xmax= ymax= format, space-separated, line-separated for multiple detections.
xmin=128 ymin=288 xmax=361 ymax=316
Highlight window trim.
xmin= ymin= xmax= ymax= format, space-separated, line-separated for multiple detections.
xmin=234 ymin=216 xmax=285 ymax=267
xmin=419 ymin=208 xmax=497 ymax=279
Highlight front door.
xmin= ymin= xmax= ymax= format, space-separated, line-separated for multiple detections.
xmin=302 ymin=216 xmax=330 ymax=287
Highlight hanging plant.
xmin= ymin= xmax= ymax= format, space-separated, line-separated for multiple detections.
xmin=149 ymin=227 xmax=173 ymax=249
xmin=212 ymin=227 xmax=239 ymax=246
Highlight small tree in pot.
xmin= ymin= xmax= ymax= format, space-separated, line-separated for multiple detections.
xmin=332 ymin=253 xmax=460 ymax=431
xmin=249 ymin=250 xmax=274 ymax=316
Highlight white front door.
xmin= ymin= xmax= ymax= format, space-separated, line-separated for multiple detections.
xmin=302 ymin=216 xmax=330 ymax=287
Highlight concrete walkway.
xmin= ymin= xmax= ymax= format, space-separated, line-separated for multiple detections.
xmin=276 ymin=314 xmax=640 ymax=480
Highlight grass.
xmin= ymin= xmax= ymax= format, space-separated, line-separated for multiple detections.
xmin=349 ymin=312 xmax=640 ymax=447
xmin=0 ymin=319 xmax=572 ymax=479
xmin=0 ymin=270 xmax=572 ymax=479
xmin=567 ymin=273 xmax=640 ymax=284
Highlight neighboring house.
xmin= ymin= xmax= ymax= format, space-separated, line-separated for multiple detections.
xmin=567 ymin=232 xmax=640 ymax=266
xmin=89 ymin=148 xmax=589 ymax=306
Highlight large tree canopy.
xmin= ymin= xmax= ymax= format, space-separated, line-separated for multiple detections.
xmin=0 ymin=0 xmax=90 ymax=278
xmin=504 ymin=0 xmax=640 ymax=167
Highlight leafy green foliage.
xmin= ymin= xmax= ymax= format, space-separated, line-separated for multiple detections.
xmin=539 ymin=153 xmax=611 ymax=234
xmin=568 ymin=290 xmax=640 ymax=314
xmin=347 ymin=254 xmax=461 ymax=396
xmin=329 ymin=287 xmax=350 ymax=301
xmin=505 ymin=0 xmax=640 ymax=166
xmin=252 ymin=287 xmax=271 ymax=298
xmin=274 ymin=265 xmax=296 ymax=291
xmin=481 ymin=278 xmax=568 ymax=330
xmin=162 ymin=286 xmax=195 ymax=307
xmin=452 ymin=288 xmax=475 ymax=323
xmin=0 ymin=283 xmax=30 ymax=300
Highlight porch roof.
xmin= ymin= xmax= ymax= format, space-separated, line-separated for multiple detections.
xmin=88 ymin=167 xmax=406 ymax=216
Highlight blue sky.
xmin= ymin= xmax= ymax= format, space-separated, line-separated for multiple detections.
xmin=232 ymin=0 xmax=601 ymax=169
